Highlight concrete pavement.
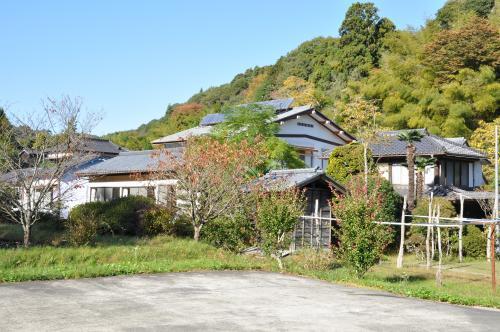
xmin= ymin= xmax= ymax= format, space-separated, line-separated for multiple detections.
xmin=0 ymin=271 xmax=499 ymax=331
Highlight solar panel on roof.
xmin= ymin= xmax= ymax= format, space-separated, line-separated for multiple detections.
xmin=199 ymin=113 xmax=226 ymax=126
xmin=255 ymin=98 xmax=294 ymax=110
xmin=238 ymin=98 xmax=294 ymax=111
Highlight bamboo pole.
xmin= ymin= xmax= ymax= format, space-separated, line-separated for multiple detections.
xmin=426 ymin=193 xmax=433 ymax=269
xmin=397 ymin=195 xmax=407 ymax=269
xmin=494 ymin=125 xmax=498 ymax=292
xmin=459 ymin=194 xmax=464 ymax=263
xmin=436 ymin=206 xmax=442 ymax=287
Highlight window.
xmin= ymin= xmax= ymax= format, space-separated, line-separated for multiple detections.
xmin=443 ymin=160 xmax=472 ymax=188
xmin=94 ymin=187 xmax=120 ymax=202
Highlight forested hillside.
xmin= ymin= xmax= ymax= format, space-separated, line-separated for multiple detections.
xmin=106 ymin=0 xmax=499 ymax=152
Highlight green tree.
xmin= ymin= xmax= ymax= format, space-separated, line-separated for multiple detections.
xmin=326 ymin=143 xmax=372 ymax=184
xmin=337 ymin=2 xmax=395 ymax=76
xmin=256 ymin=189 xmax=305 ymax=270
xmin=332 ymin=175 xmax=393 ymax=278
xmin=213 ymin=104 xmax=304 ymax=170
xmin=397 ymin=130 xmax=424 ymax=211
xmin=424 ymin=17 xmax=500 ymax=82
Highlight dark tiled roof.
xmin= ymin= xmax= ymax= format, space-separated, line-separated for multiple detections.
xmin=370 ymin=129 xmax=486 ymax=160
xmin=81 ymin=137 xmax=124 ymax=155
xmin=78 ymin=148 xmax=183 ymax=176
xmin=254 ymin=167 xmax=345 ymax=193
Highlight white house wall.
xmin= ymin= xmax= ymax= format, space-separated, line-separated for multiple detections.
xmin=278 ymin=114 xmax=345 ymax=169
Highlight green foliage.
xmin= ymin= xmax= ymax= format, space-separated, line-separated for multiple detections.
xmin=213 ymin=104 xmax=304 ymax=170
xmin=256 ymin=189 xmax=305 ymax=269
xmin=67 ymin=196 xmax=156 ymax=238
xmin=413 ymin=198 xmax=458 ymax=219
xmin=201 ymin=215 xmax=255 ymax=252
xmin=326 ymin=143 xmax=370 ymax=184
xmin=66 ymin=209 xmax=99 ymax=246
xmin=436 ymin=0 xmax=495 ymax=28
xmin=142 ymin=207 xmax=191 ymax=237
xmin=463 ymin=225 xmax=487 ymax=258
xmin=424 ymin=17 xmax=500 ymax=82
xmin=337 ymin=2 xmax=395 ymax=76
xmin=332 ymin=176 xmax=393 ymax=278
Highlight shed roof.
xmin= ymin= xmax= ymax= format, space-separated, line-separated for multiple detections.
xmin=254 ymin=167 xmax=345 ymax=193
xmin=370 ymin=129 xmax=486 ymax=160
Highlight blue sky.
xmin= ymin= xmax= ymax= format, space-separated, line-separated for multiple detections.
xmin=1 ymin=0 xmax=446 ymax=135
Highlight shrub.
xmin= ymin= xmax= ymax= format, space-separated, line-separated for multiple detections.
xmin=66 ymin=210 xmax=99 ymax=246
xmin=256 ymin=189 xmax=305 ymax=269
xmin=463 ymin=225 xmax=486 ymax=258
xmin=201 ymin=215 xmax=255 ymax=252
xmin=142 ymin=207 xmax=192 ymax=237
xmin=100 ymin=196 xmax=155 ymax=235
xmin=67 ymin=196 xmax=156 ymax=240
xmin=332 ymin=175 xmax=393 ymax=278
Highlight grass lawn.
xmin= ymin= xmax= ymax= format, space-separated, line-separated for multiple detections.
xmin=0 ymin=236 xmax=271 ymax=282
xmin=286 ymin=252 xmax=500 ymax=309
xmin=1 ymin=236 xmax=499 ymax=309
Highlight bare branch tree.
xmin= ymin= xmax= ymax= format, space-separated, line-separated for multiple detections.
xmin=0 ymin=96 xmax=99 ymax=247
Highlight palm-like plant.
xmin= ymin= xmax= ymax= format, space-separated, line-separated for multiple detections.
xmin=397 ymin=130 xmax=424 ymax=211
xmin=415 ymin=157 xmax=437 ymax=199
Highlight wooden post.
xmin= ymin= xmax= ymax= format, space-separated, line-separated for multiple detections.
xmin=397 ymin=195 xmax=407 ymax=269
xmin=314 ymin=199 xmax=319 ymax=249
xmin=436 ymin=206 xmax=442 ymax=287
xmin=491 ymin=224 xmax=496 ymax=293
xmin=459 ymin=194 xmax=464 ymax=263
xmin=426 ymin=193 xmax=433 ymax=269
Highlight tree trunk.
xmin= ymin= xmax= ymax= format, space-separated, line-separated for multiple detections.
xmin=193 ymin=224 xmax=202 ymax=241
xmin=416 ymin=171 xmax=424 ymax=199
xmin=23 ymin=225 xmax=31 ymax=248
xmin=407 ymin=145 xmax=416 ymax=211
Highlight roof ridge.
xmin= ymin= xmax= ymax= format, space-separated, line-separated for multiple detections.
xmin=428 ymin=134 xmax=485 ymax=157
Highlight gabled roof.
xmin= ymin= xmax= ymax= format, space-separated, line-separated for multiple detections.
xmin=370 ymin=129 xmax=486 ymax=160
xmin=152 ymin=101 xmax=356 ymax=144
xmin=254 ymin=167 xmax=346 ymax=193
xmin=81 ymin=137 xmax=125 ymax=155
xmin=77 ymin=149 xmax=183 ymax=176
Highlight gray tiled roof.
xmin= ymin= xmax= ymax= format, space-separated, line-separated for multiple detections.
xmin=82 ymin=137 xmax=124 ymax=155
xmin=370 ymin=129 xmax=486 ymax=160
xmin=78 ymin=149 xmax=183 ymax=176
xmin=392 ymin=184 xmax=498 ymax=201
xmin=254 ymin=167 xmax=345 ymax=193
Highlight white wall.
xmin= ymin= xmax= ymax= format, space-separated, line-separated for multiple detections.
xmin=278 ymin=114 xmax=345 ymax=169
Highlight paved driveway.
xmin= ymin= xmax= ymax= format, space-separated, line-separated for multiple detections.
xmin=0 ymin=271 xmax=499 ymax=331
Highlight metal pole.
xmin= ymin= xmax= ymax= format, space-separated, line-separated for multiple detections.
xmin=492 ymin=224 xmax=496 ymax=293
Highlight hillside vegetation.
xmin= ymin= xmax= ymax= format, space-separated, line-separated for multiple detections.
xmin=106 ymin=0 xmax=500 ymax=154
